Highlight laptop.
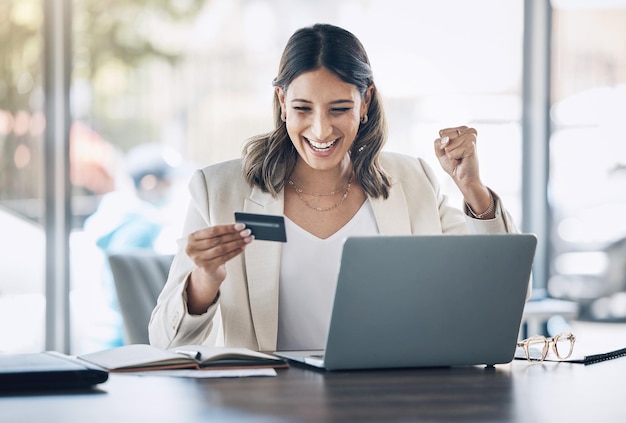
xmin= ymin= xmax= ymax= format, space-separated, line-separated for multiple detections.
xmin=275 ymin=234 xmax=536 ymax=370
xmin=0 ymin=351 xmax=109 ymax=392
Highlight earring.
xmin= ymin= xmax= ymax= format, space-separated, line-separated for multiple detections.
xmin=281 ymin=112 xmax=287 ymax=122
xmin=360 ymin=114 xmax=368 ymax=124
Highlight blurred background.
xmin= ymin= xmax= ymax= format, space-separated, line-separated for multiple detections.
xmin=1 ymin=0 xmax=625 ymax=354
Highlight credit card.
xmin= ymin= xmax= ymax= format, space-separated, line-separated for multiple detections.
xmin=234 ymin=212 xmax=287 ymax=242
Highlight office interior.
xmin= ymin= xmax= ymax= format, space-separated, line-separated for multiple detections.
xmin=1 ymin=0 xmax=625 ymax=356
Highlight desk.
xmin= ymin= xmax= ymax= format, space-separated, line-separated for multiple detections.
xmin=2 ymin=358 xmax=625 ymax=422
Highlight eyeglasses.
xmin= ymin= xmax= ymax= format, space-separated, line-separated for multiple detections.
xmin=516 ymin=332 xmax=576 ymax=362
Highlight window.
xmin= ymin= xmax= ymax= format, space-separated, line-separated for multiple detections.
xmin=0 ymin=0 xmax=46 ymax=353
xmin=0 ymin=0 xmax=525 ymax=353
xmin=549 ymin=1 xmax=626 ymax=321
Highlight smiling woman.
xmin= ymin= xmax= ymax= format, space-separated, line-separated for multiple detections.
xmin=244 ymin=24 xmax=390 ymax=201
xmin=148 ymin=23 xmax=521 ymax=353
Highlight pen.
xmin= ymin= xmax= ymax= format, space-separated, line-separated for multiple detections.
xmin=175 ymin=349 xmax=202 ymax=360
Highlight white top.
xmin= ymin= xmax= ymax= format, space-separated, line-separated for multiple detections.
xmin=277 ymin=200 xmax=379 ymax=350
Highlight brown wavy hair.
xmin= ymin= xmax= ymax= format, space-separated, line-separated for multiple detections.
xmin=242 ymin=23 xmax=390 ymax=198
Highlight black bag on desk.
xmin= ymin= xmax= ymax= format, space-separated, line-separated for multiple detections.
xmin=0 ymin=351 xmax=108 ymax=392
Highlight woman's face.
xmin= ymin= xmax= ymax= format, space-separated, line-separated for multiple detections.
xmin=277 ymin=67 xmax=370 ymax=172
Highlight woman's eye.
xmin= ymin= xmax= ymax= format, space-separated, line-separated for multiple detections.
xmin=290 ymin=106 xmax=351 ymax=114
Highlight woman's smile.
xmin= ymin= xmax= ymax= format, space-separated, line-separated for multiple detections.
xmin=306 ymin=137 xmax=339 ymax=153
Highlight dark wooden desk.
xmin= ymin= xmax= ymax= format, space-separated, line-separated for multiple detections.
xmin=2 ymin=358 xmax=625 ymax=422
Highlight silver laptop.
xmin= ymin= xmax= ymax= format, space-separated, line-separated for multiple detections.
xmin=274 ymin=234 xmax=536 ymax=370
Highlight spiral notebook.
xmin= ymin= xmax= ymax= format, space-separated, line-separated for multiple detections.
xmin=515 ymin=342 xmax=626 ymax=365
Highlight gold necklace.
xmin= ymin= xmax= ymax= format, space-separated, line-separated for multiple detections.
xmin=288 ymin=174 xmax=353 ymax=212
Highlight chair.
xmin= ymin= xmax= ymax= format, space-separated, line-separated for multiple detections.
xmin=108 ymin=252 xmax=174 ymax=344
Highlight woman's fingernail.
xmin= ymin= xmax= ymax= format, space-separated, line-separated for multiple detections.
xmin=240 ymin=229 xmax=252 ymax=237
xmin=234 ymin=223 xmax=245 ymax=230
xmin=441 ymin=136 xmax=449 ymax=146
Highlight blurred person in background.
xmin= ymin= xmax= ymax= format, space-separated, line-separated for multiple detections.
xmin=82 ymin=143 xmax=182 ymax=348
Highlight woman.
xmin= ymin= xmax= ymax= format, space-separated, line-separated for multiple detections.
xmin=148 ymin=23 xmax=518 ymax=351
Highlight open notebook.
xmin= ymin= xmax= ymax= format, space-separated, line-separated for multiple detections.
xmin=78 ymin=344 xmax=288 ymax=372
xmin=275 ymin=234 xmax=537 ymax=370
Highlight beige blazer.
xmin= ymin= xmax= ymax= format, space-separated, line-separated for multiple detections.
xmin=149 ymin=152 xmax=517 ymax=351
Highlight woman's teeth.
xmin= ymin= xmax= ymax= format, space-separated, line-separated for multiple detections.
xmin=308 ymin=139 xmax=337 ymax=151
